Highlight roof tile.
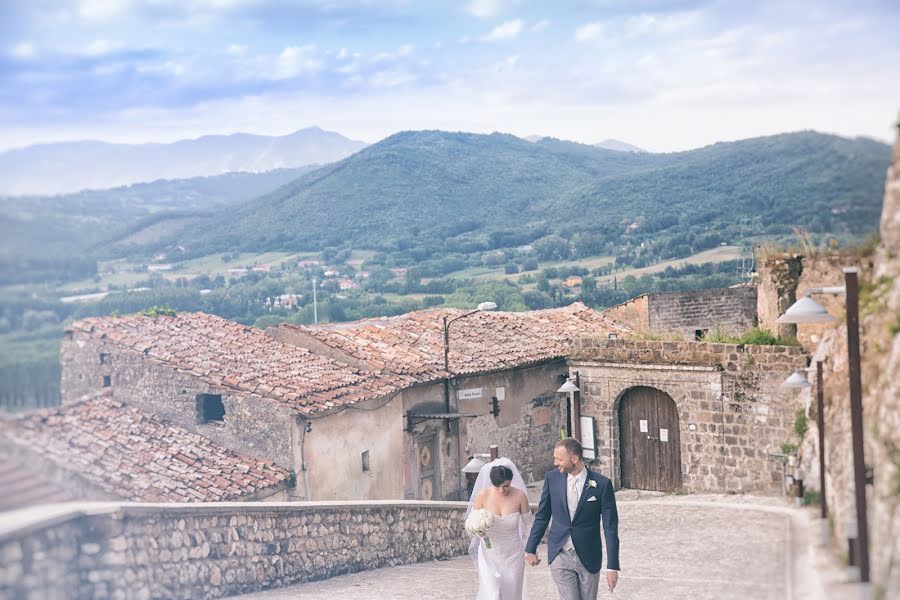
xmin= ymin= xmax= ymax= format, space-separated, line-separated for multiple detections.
xmin=0 ymin=393 xmax=292 ymax=502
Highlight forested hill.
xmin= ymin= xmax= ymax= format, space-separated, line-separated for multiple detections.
xmin=179 ymin=130 xmax=890 ymax=261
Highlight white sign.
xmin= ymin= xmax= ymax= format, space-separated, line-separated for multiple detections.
xmin=660 ymin=428 xmax=669 ymax=442
xmin=458 ymin=388 xmax=483 ymax=400
xmin=495 ymin=387 xmax=505 ymax=401
xmin=580 ymin=416 xmax=596 ymax=460
xmin=639 ymin=419 xmax=648 ymax=433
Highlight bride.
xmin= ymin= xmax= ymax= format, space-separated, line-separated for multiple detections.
xmin=466 ymin=458 xmax=534 ymax=600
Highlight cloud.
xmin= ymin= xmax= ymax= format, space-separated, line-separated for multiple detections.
xmin=466 ymin=0 xmax=515 ymax=19
xmin=275 ymin=45 xmax=322 ymax=79
xmin=484 ymin=19 xmax=523 ymax=42
xmin=623 ymin=11 xmax=701 ymax=37
xmin=575 ymin=21 xmax=605 ymax=42
xmin=11 ymin=42 xmax=35 ymax=58
xmin=532 ymin=20 xmax=550 ymax=32
xmin=78 ymin=0 xmax=132 ymax=21
xmin=227 ymin=44 xmax=248 ymax=56
xmin=85 ymin=40 xmax=125 ymax=56
xmin=493 ymin=55 xmax=519 ymax=73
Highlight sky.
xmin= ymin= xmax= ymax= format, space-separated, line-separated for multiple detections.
xmin=1 ymin=0 xmax=899 ymax=153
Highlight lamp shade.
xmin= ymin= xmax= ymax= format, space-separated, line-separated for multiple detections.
xmin=477 ymin=301 xmax=498 ymax=311
xmin=461 ymin=456 xmax=486 ymax=473
xmin=557 ymin=378 xmax=580 ymax=393
xmin=780 ymin=370 xmax=812 ymax=390
xmin=775 ymin=296 xmax=838 ymax=324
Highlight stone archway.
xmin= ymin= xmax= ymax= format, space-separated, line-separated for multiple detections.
xmin=618 ymin=386 xmax=682 ymax=492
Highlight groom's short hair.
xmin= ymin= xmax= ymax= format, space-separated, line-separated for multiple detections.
xmin=555 ymin=437 xmax=583 ymax=458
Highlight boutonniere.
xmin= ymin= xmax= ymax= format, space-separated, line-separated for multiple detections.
xmin=588 ymin=480 xmax=597 ymax=488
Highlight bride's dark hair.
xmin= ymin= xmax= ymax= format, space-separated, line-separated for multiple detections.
xmin=489 ymin=465 xmax=514 ymax=486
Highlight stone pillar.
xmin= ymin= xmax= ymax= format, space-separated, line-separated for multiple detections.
xmin=756 ymin=254 xmax=803 ymax=338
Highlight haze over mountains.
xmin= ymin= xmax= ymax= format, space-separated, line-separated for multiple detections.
xmin=0 ymin=127 xmax=367 ymax=196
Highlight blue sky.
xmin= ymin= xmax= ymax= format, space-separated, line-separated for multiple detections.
xmin=1 ymin=0 xmax=899 ymax=152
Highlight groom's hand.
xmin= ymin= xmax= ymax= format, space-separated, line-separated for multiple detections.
xmin=525 ymin=552 xmax=541 ymax=566
xmin=606 ymin=571 xmax=618 ymax=593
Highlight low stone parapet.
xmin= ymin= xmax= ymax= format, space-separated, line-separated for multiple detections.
xmin=0 ymin=500 xmax=469 ymax=599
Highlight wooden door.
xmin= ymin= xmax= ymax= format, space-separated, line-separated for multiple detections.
xmin=417 ymin=434 xmax=439 ymax=500
xmin=619 ymin=387 xmax=682 ymax=492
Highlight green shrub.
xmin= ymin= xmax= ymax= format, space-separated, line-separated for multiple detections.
xmin=803 ymin=489 xmax=822 ymax=506
xmin=794 ymin=409 xmax=809 ymax=437
xmin=138 ymin=305 xmax=177 ymax=317
xmin=890 ymin=312 xmax=900 ymax=336
xmin=739 ymin=328 xmax=779 ymax=345
xmin=781 ymin=442 xmax=797 ymax=455
xmin=704 ymin=327 xmax=740 ymax=344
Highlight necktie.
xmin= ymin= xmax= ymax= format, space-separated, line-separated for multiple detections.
xmin=568 ymin=476 xmax=579 ymax=520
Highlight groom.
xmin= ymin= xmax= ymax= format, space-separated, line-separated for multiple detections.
xmin=525 ymin=437 xmax=620 ymax=598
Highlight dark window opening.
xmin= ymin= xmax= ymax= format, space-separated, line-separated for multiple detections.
xmin=694 ymin=329 xmax=707 ymax=341
xmin=99 ymin=353 xmax=109 ymax=365
xmin=102 ymin=375 xmax=111 ymax=387
xmin=197 ymin=394 xmax=225 ymax=423
xmin=362 ymin=450 xmax=370 ymax=472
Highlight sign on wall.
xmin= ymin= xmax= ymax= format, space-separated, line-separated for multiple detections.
xmin=580 ymin=416 xmax=596 ymax=460
xmin=458 ymin=388 xmax=483 ymax=400
xmin=495 ymin=387 xmax=505 ymax=401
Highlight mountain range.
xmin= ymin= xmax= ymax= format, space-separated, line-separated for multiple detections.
xmin=0 ymin=127 xmax=367 ymax=196
xmin=172 ymin=130 xmax=889 ymax=260
xmin=524 ymin=135 xmax=645 ymax=153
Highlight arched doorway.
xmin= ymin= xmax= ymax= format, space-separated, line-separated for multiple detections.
xmin=619 ymin=386 xmax=682 ymax=492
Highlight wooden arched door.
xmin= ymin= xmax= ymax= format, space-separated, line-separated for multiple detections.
xmin=619 ymin=386 xmax=682 ymax=492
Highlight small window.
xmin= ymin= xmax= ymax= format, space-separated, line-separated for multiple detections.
xmin=99 ymin=353 xmax=109 ymax=365
xmin=362 ymin=450 xmax=370 ymax=472
xmin=694 ymin=329 xmax=707 ymax=341
xmin=197 ymin=394 xmax=225 ymax=423
xmin=102 ymin=375 xmax=111 ymax=387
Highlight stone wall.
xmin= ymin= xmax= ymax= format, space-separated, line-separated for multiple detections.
xmin=400 ymin=360 xmax=568 ymax=500
xmin=601 ymin=294 xmax=649 ymax=332
xmin=61 ymin=333 xmax=296 ymax=470
xmin=0 ymin=500 xmax=469 ymax=599
xmin=465 ymin=391 xmax=567 ymax=484
xmin=569 ymin=338 xmax=807 ymax=494
xmin=297 ymin=393 xmax=406 ymax=502
xmin=794 ymin=129 xmax=899 ymax=597
xmin=648 ymin=287 xmax=758 ymax=336
xmin=601 ymin=287 xmax=758 ymax=336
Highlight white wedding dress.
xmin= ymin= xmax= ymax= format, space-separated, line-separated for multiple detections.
xmin=474 ymin=511 xmax=534 ymax=600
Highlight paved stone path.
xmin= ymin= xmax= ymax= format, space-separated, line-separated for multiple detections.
xmin=232 ymin=494 xmax=829 ymax=600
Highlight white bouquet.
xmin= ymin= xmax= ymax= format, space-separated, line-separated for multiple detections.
xmin=465 ymin=508 xmax=494 ymax=549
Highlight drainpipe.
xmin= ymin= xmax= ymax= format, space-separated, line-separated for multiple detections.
xmin=573 ymin=371 xmax=582 ymax=441
xmin=300 ymin=417 xmax=311 ymax=501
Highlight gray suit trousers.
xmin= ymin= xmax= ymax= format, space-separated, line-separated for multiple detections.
xmin=550 ymin=547 xmax=600 ymax=600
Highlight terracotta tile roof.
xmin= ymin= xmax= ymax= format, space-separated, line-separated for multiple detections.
xmin=0 ymin=458 xmax=76 ymax=513
xmin=277 ymin=302 xmax=629 ymax=382
xmin=68 ymin=312 xmax=403 ymax=415
xmin=0 ymin=393 xmax=292 ymax=503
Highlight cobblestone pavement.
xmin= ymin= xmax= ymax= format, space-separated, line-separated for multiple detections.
xmin=232 ymin=494 xmax=830 ymax=600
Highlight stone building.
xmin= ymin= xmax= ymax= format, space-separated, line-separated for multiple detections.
xmin=269 ymin=303 xmax=630 ymax=499
xmin=601 ymin=286 xmax=758 ymax=338
xmin=8 ymin=311 xmax=404 ymax=507
xmin=569 ymin=337 xmax=807 ymax=494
